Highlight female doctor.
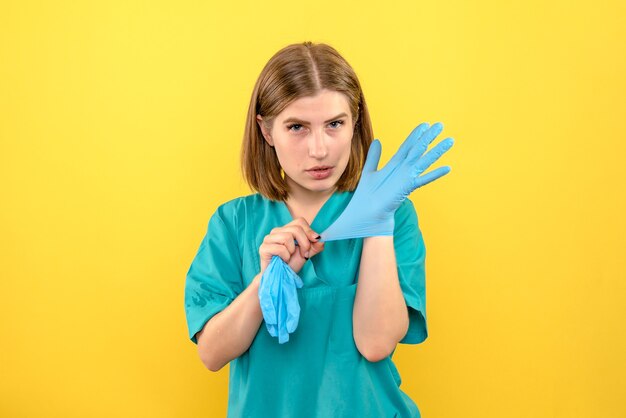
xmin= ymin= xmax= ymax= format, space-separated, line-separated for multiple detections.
xmin=184 ymin=41 xmax=452 ymax=418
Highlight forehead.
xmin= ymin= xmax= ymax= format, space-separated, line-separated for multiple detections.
xmin=277 ymin=90 xmax=351 ymax=122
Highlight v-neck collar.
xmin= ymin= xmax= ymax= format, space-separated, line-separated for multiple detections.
xmin=276 ymin=191 xmax=351 ymax=234
xmin=259 ymin=191 xmax=354 ymax=287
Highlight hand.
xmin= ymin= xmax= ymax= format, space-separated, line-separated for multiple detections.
xmin=257 ymin=218 xmax=324 ymax=344
xmin=258 ymin=217 xmax=325 ymax=275
xmin=320 ymin=122 xmax=454 ymax=242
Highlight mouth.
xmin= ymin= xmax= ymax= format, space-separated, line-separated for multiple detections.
xmin=306 ymin=166 xmax=334 ymax=180
xmin=307 ymin=165 xmax=333 ymax=171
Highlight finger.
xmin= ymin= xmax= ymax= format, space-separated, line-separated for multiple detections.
xmin=262 ymin=243 xmax=291 ymax=263
xmin=280 ymin=225 xmax=314 ymax=257
xmin=265 ymin=232 xmax=297 ymax=255
xmin=362 ymin=139 xmax=382 ymax=173
xmin=388 ymin=122 xmax=430 ymax=167
xmin=413 ymin=137 xmax=454 ymax=173
xmin=407 ymin=122 xmax=444 ymax=164
xmin=413 ymin=166 xmax=452 ymax=189
xmin=288 ymin=218 xmax=321 ymax=243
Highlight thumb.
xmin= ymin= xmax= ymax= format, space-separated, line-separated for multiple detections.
xmin=362 ymin=139 xmax=382 ymax=173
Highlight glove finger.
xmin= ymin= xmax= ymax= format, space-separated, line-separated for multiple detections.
xmin=278 ymin=278 xmax=291 ymax=344
xmin=407 ymin=122 xmax=444 ymax=164
xmin=288 ymin=268 xmax=304 ymax=288
xmin=362 ymin=139 xmax=382 ymax=173
xmin=268 ymin=256 xmax=288 ymax=325
xmin=284 ymin=276 xmax=301 ymax=333
xmin=294 ymin=275 xmax=304 ymax=288
xmin=388 ymin=122 xmax=430 ymax=168
xmin=413 ymin=166 xmax=452 ymax=189
xmin=258 ymin=262 xmax=278 ymax=324
xmin=278 ymin=322 xmax=289 ymax=344
xmin=266 ymin=322 xmax=278 ymax=337
xmin=413 ymin=137 xmax=454 ymax=173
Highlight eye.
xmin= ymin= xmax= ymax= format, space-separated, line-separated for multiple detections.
xmin=329 ymin=120 xmax=344 ymax=129
xmin=287 ymin=123 xmax=303 ymax=132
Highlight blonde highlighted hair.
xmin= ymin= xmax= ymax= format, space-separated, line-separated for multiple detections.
xmin=240 ymin=41 xmax=374 ymax=201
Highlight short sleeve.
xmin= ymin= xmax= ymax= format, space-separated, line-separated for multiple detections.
xmin=184 ymin=204 xmax=244 ymax=344
xmin=393 ymin=198 xmax=428 ymax=344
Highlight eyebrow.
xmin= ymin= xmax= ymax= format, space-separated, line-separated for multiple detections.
xmin=282 ymin=112 xmax=348 ymax=125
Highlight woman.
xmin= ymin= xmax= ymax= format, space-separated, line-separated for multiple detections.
xmin=185 ymin=41 xmax=442 ymax=417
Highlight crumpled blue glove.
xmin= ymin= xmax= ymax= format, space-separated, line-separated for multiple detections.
xmin=258 ymin=255 xmax=304 ymax=343
xmin=319 ymin=122 xmax=454 ymax=242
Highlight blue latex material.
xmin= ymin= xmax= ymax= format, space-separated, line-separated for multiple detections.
xmin=258 ymin=255 xmax=304 ymax=343
xmin=320 ymin=122 xmax=453 ymax=242
xmin=258 ymin=122 xmax=453 ymax=343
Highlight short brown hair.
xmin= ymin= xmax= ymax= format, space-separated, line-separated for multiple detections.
xmin=240 ymin=41 xmax=374 ymax=202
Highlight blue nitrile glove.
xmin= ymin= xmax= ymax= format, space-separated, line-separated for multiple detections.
xmin=319 ymin=122 xmax=454 ymax=242
xmin=258 ymin=255 xmax=304 ymax=343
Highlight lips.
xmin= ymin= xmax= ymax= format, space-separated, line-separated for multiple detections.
xmin=306 ymin=166 xmax=334 ymax=180
xmin=307 ymin=166 xmax=333 ymax=171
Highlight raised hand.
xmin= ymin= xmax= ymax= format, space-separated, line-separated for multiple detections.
xmin=320 ymin=122 xmax=454 ymax=242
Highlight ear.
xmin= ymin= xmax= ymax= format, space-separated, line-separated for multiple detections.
xmin=256 ymin=114 xmax=274 ymax=147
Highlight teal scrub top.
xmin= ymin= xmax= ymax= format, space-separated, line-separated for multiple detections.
xmin=185 ymin=190 xmax=428 ymax=418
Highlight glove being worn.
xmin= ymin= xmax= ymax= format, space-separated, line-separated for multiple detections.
xmin=319 ymin=122 xmax=454 ymax=242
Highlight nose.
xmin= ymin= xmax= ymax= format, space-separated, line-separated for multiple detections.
xmin=308 ymin=129 xmax=328 ymax=159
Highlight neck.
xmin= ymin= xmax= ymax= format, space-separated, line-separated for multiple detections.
xmin=284 ymin=180 xmax=337 ymax=219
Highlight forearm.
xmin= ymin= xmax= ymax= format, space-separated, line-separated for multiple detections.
xmin=196 ymin=273 xmax=264 ymax=371
xmin=353 ymin=236 xmax=409 ymax=362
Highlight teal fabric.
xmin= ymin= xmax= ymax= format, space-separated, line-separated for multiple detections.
xmin=184 ymin=190 xmax=428 ymax=417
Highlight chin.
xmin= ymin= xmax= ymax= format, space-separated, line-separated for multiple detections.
xmin=289 ymin=172 xmax=341 ymax=194
xmin=297 ymin=178 xmax=333 ymax=190
xmin=310 ymin=181 xmax=339 ymax=192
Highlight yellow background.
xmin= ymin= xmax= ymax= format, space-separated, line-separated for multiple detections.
xmin=1 ymin=0 xmax=625 ymax=417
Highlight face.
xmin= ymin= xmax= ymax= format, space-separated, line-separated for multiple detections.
xmin=256 ymin=89 xmax=355 ymax=199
